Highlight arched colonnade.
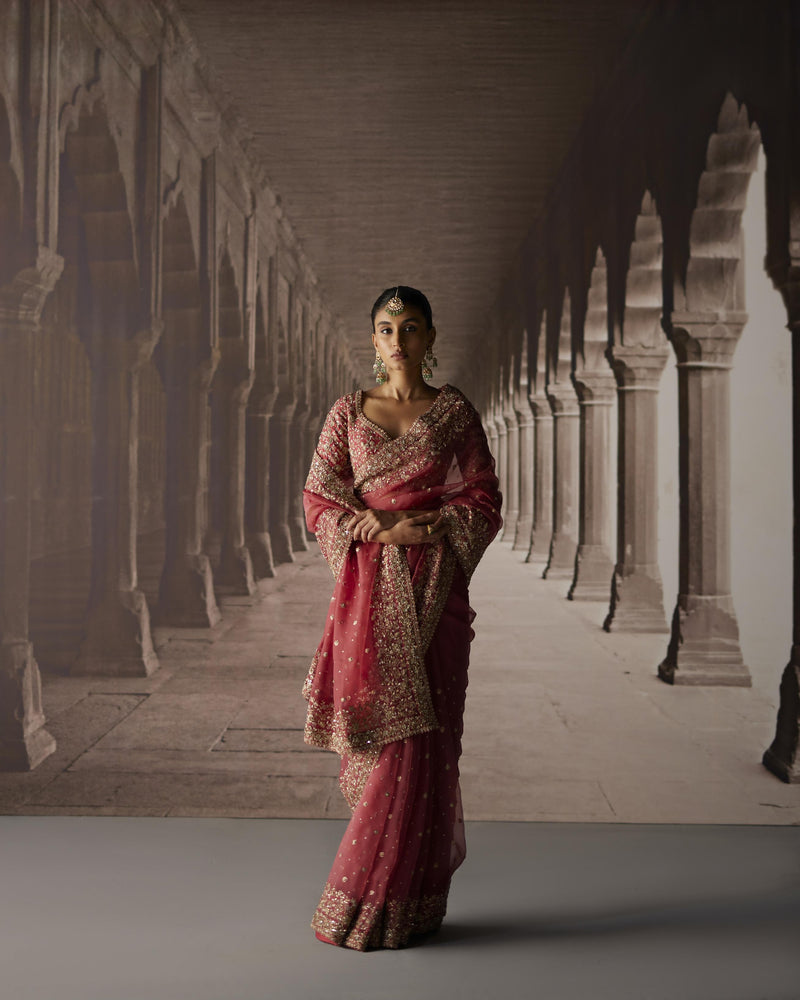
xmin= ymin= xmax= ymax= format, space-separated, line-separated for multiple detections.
xmin=0 ymin=1 xmax=356 ymax=771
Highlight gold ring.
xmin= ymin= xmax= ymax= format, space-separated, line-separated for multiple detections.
xmin=427 ymin=523 xmax=434 ymax=535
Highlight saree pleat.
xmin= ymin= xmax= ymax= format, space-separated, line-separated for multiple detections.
xmin=302 ymin=385 xmax=501 ymax=950
xmin=311 ymin=554 xmax=472 ymax=950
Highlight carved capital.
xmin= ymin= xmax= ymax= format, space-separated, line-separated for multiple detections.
xmin=608 ymin=344 xmax=670 ymax=389
xmin=0 ymin=248 xmax=64 ymax=327
xmin=546 ymin=381 xmax=580 ymax=416
xmin=666 ymin=313 xmax=747 ymax=367
xmin=572 ymin=370 xmax=616 ymax=404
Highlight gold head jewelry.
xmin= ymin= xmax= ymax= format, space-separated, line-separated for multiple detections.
xmin=385 ymin=288 xmax=405 ymax=316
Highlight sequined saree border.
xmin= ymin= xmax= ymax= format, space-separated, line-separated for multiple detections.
xmin=311 ymin=883 xmax=449 ymax=951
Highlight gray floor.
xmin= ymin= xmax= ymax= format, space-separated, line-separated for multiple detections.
xmin=2 ymin=816 xmax=799 ymax=1000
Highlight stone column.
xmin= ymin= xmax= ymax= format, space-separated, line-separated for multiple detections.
xmin=0 ymin=253 xmax=62 ymax=768
xmin=288 ymin=400 xmax=310 ymax=553
xmin=603 ymin=347 xmax=669 ymax=633
xmin=496 ymin=410 xmax=509 ymax=526
xmin=158 ymin=350 xmax=222 ymax=625
xmin=501 ymin=405 xmax=520 ymax=543
xmin=513 ymin=396 xmax=535 ymax=551
xmin=211 ymin=363 xmax=256 ymax=595
xmin=75 ymin=325 xmax=162 ymax=676
xmin=245 ymin=385 xmax=278 ymax=580
xmin=763 ymin=277 xmax=800 ymax=780
xmin=269 ymin=394 xmax=296 ymax=565
xmin=527 ymin=386 xmax=553 ymax=562
xmin=485 ymin=412 xmax=499 ymax=467
xmin=543 ymin=383 xmax=580 ymax=579
xmin=568 ymin=371 xmax=616 ymax=600
xmin=304 ymin=410 xmax=323 ymax=542
xmin=657 ymin=317 xmax=750 ymax=685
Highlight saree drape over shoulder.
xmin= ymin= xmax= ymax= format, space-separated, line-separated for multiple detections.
xmin=302 ymin=384 xmax=502 ymax=950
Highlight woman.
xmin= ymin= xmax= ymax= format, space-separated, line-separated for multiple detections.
xmin=302 ymin=285 xmax=502 ymax=950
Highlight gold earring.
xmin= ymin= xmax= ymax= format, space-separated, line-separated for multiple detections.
xmin=421 ymin=344 xmax=438 ymax=382
xmin=373 ymin=351 xmax=388 ymax=385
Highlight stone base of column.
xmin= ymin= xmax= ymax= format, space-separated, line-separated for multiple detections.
xmin=658 ymin=595 xmax=751 ymax=686
xmin=0 ymin=641 xmax=56 ymax=770
xmin=525 ymin=525 xmax=552 ymax=564
xmin=568 ymin=545 xmax=614 ymax=601
xmin=157 ymin=554 xmax=221 ymax=628
xmin=762 ymin=648 xmax=800 ymax=783
xmin=512 ymin=514 xmax=533 ymax=552
xmin=217 ymin=545 xmax=256 ymax=596
xmin=270 ymin=526 xmax=295 ymax=565
xmin=248 ymin=532 xmax=277 ymax=580
xmin=73 ymin=589 xmax=159 ymax=676
xmin=543 ymin=533 xmax=578 ymax=579
xmin=290 ymin=516 xmax=310 ymax=553
xmin=501 ymin=510 xmax=519 ymax=544
xmin=603 ymin=566 xmax=669 ymax=633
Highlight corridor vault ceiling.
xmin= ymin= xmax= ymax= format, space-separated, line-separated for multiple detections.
xmin=175 ymin=0 xmax=653 ymax=386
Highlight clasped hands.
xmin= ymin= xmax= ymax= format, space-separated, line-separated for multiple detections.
xmin=345 ymin=508 xmax=448 ymax=545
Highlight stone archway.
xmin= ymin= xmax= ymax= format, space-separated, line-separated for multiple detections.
xmin=206 ymin=247 xmax=255 ymax=594
xmin=245 ymin=279 xmax=278 ymax=579
xmin=60 ymin=100 xmax=160 ymax=677
xmin=660 ymin=93 xmax=761 ymax=686
xmin=156 ymin=192 xmax=221 ymax=625
xmin=604 ymin=192 xmax=671 ymax=634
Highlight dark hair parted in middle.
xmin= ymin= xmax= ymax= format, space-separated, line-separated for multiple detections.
xmin=370 ymin=286 xmax=434 ymax=329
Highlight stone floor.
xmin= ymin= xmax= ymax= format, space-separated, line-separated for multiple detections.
xmin=1 ymin=541 xmax=799 ymax=823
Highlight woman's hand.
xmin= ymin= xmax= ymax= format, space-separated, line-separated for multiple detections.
xmin=380 ymin=511 xmax=449 ymax=546
xmin=346 ymin=509 xmax=400 ymax=542
xmin=346 ymin=508 xmax=448 ymax=545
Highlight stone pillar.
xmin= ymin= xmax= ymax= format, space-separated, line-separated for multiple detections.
xmin=496 ymin=410 xmax=509 ymax=526
xmin=269 ymin=395 xmax=296 ymax=565
xmin=158 ymin=351 xmax=222 ymax=625
xmin=288 ymin=401 xmax=310 ymax=553
xmin=543 ymin=383 xmax=580 ymax=579
xmin=513 ymin=396 xmax=535 ymax=551
xmin=0 ymin=253 xmax=62 ymax=767
xmin=211 ymin=365 xmax=256 ymax=595
xmin=501 ymin=405 xmax=520 ymax=543
xmin=657 ymin=317 xmax=750 ymax=685
xmin=568 ymin=372 xmax=616 ymax=600
xmin=603 ymin=347 xmax=669 ymax=633
xmin=527 ymin=387 xmax=553 ymax=562
xmin=485 ymin=412 xmax=499 ymax=467
xmin=304 ymin=410 xmax=323 ymax=542
xmin=245 ymin=390 xmax=278 ymax=580
xmin=75 ymin=326 xmax=162 ymax=676
xmin=763 ymin=279 xmax=800 ymax=779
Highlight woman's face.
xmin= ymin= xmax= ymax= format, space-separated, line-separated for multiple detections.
xmin=372 ymin=305 xmax=436 ymax=377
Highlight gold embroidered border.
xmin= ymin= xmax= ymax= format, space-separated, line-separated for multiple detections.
xmin=311 ymin=883 xmax=449 ymax=951
xmin=440 ymin=503 xmax=493 ymax=582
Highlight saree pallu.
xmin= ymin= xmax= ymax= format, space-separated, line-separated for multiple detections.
xmin=302 ymin=384 xmax=502 ymax=950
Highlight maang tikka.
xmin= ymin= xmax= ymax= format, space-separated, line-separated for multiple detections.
xmin=385 ymin=288 xmax=405 ymax=316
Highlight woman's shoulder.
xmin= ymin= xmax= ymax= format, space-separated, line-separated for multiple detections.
xmin=437 ymin=383 xmax=480 ymax=417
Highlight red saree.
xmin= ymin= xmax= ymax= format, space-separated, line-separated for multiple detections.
xmin=302 ymin=383 xmax=502 ymax=950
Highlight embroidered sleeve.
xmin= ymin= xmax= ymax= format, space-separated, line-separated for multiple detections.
xmin=304 ymin=397 xmax=365 ymax=579
xmin=439 ymin=403 xmax=503 ymax=581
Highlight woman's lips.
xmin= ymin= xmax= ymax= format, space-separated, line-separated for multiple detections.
xmin=391 ymin=352 xmax=407 ymax=360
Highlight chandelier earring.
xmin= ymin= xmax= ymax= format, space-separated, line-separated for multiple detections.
xmin=421 ymin=343 xmax=438 ymax=382
xmin=373 ymin=350 xmax=388 ymax=385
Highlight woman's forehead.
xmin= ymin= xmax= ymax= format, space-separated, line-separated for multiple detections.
xmin=373 ymin=305 xmax=427 ymax=325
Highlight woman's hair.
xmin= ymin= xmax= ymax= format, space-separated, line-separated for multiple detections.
xmin=370 ymin=286 xmax=433 ymax=329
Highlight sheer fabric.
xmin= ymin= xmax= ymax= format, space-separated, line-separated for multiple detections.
xmin=302 ymin=384 xmax=502 ymax=949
